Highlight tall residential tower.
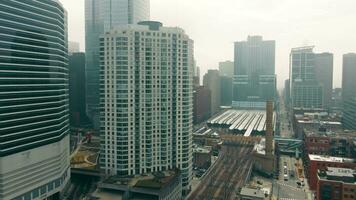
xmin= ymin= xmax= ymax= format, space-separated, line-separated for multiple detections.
xmin=100 ymin=21 xmax=194 ymax=193
xmin=0 ymin=0 xmax=70 ymax=199
xmin=85 ymin=0 xmax=150 ymax=128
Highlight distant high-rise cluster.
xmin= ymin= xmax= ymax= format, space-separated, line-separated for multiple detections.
xmin=0 ymin=0 xmax=70 ymax=199
xmin=99 ymin=21 xmax=193 ymax=192
xmin=85 ymin=0 xmax=150 ymax=129
xmin=233 ymin=36 xmax=276 ymax=108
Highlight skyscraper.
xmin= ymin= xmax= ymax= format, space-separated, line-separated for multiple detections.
xmin=315 ymin=53 xmax=334 ymax=110
xmin=69 ymin=53 xmax=87 ymax=126
xmin=289 ymin=46 xmax=323 ymax=110
xmin=0 ymin=1 xmax=70 ymax=199
xmin=85 ymin=0 xmax=150 ymax=128
xmin=220 ymin=76 xmax=233 ymax=106
xmin=342 ymin=53 xmax=356 ymax=102
xmin=219 ymin=60 xmax=234 ymax=77
xmin=233 ymin=36 xmax=276 ymax=108
xmin=100 ymin=21 xmax=193 ymax=192
xmin=203 ymin=70 xmax=221 ymax=114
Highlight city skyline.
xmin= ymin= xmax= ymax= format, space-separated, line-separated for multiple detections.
xmin=60 ymin=0 xmax=356 ymax=88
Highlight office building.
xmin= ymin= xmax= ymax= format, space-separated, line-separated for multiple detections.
xmin=343 ymin=97 xmax=356 ymax=130
xmin=289 ymin=47 xmax=323 ymax=110
xmin=317 ymin=167 xmax=356 ymax=200
xmin=100 ymin=21 xmax=193 ymax=193
xmin=194 ymin=86 xmax=211 ymax=124
xmin=203 ymin=70 xmax=221 ymax=114
xmin=220 ymin=76 xmax=233 ymax=106
xmin=233 ymin=36 xmax=276 ymax=109
xmin=85 ymin=0 xmax=150 ymax=128
xmin=68 ymin=41 xmax=80 ymax=55
xmin=315 ymin=53 xmax=334 ymax=110
xmin=0 ymin=1 xmax=70 ymax=199
xmin=69 ymin=53 xmax=87 ymax=126
xmin=342 ymin=53 xmax=356 ymax=102
xmin=219 ymin=61 xmax=234 ymax=77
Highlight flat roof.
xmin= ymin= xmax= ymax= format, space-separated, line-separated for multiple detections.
xmin=309 ymin=154 xmax=355 ymax=163
xmin=240 ymin=187 xmax=265 ymax=198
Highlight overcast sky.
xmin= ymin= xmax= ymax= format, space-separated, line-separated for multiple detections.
xmin=60 ymin=0 xmax=356 ymax=89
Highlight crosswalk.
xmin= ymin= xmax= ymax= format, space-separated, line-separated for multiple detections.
xmin=279 ymin=198 xmax=300 ymax=200
xmin=277 ymin=182 xmax=304 ymax=192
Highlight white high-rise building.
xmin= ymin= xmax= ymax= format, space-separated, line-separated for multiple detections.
xmin=85 ymin=0 xmax=150 ymax=129
xmin=0 ymin=0 xmax=70 ymax=199
xmin=100 ymin=21 xmax=194 ymax=192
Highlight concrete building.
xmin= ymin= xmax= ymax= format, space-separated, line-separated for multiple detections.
xmin=193 ymin=86 xmax=211 ymax=124
xmin=233 ymin=36 xmax=276 ymax=109
xmin=193 ymin=147 xmax=212 ymax=169
xmin=307 ymin=155 xmax=356 ymax=191
xmin=219 ymin=60 xmax=234 ymax=77
xmin=342 ymin=53 xmax=356 ymax=102
xmin=317 ymin=167 xmax=356 ymax=200
xmin=69 ymin=53 xmax=87 ymax=126
xmin=203 ymin=70 xmax=221 ymax=114
xmin=289 ymin=46 xmax=323 ymax=110
xmin=85 ymin=0 xmax=150 ymax=129
xmin=239 ymin=187 xmax=265 ymax=200
xmin=343 ymin=97 xmax=356 ymax=130
xmin=92 ymin=170 xmax=182 ymax=200
xmin=220 ymin=75 xmax=233 ymax=106
xmin=0 ymin=1 xmax=70 ymax=199
xmin=315 ymin=53 xmax=334 ymax=110
xmin=99 ymin=21 xmax=193 ymax=193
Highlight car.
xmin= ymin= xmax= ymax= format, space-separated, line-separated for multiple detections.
xmin=284 ymin=174 xmax=288 ymax=181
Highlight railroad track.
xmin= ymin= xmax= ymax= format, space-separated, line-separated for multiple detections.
xmin=187 ymin=143 xmax=254 ymax=200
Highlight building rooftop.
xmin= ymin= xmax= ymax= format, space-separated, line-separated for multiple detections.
xmin=240 ymin=187 xmax=265 ymax=198
xmin=193 ymin=146 xmax=211 ymax=154
xmin=309 ymin=154 xmax=355 ymax=163
xmin=318 ymin=167 xmax=356 ymax=184
xmin=101 ymin=170 xmax=179 ymax=190
xmin=207 ymin=109 xmax=276 ymax=137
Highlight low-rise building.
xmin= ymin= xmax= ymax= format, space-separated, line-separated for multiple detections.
xmin=193 ymin=147 xmax=212 ymax=169
xmin=303 ymin=129 xmax=356 ymax=158
xmin=307 ymin=155 xmax=356 ymax=190
xmin=92 ymin=170 xmax=181 ymax=200
xmin=317 ymin=167 xmax=356 ymax=200
xmin=239 ymin=187 xmax=265 ymax=200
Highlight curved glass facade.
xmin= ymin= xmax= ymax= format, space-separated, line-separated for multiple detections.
xmin=0 ymin=0 xmax=69 ymax=156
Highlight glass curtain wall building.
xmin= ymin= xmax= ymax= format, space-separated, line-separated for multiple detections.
xmin=99 ymin=21 xmax=194 ymax=193
xmin=85 ymin=0 xmax=150 ymax=128
xmin=0 ymin=0 xmax=70 ymax=199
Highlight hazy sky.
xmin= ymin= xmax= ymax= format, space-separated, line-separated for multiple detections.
xmin=60 ymin=0 xmax=356 ymax=89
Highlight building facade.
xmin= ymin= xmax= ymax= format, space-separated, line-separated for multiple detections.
xmin=219 ymin=60 xmax=234 ymax=77
xmin=193 ymin=86 xmax=211 ymax=124
xmin=220 ymin=76 xmax=233 ymax=106
xmin=69 ymin=53 xmax=87 ymax=126
xmin=99 ymin=21 xmax=193 ymax=192
xmin=85 ymin=0 xmax=150 ymax=128
xmin=0 ymin=0 xmax=70 ymax=199
xmin=315 ymin=53 xmax=333 ymax=110
xmin=342 ymin=53 xmax=356 ymax=102
xmin=203 ymin=70 xmax=221 ymax=114
xmin=343 ymin=97 xmax=356 ymax=130
xmin=317 ymin=167 xmax=356 ymax=200
xmin=290 ymin=47 xmax=323 ymax=110
xmin=233 ymin=36 xmax=276 ymax=109
xmin=307 ymin=155 xmax=356 ymax=190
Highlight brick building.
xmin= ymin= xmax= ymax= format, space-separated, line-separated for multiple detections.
xmin=317 ymin=167 xmax=356 ymax=200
